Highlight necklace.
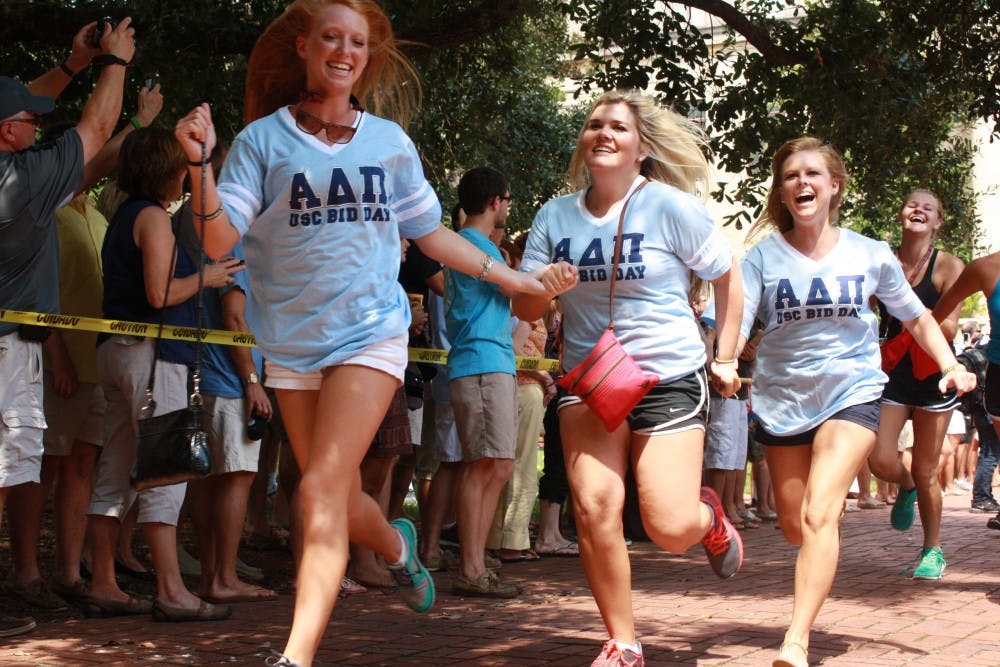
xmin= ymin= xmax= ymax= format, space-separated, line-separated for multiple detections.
xmin=898 ymin=244 xmax=933 ymax=285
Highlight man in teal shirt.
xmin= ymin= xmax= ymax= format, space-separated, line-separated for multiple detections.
xmin=444 ymin=167 xmax=518 ymax=598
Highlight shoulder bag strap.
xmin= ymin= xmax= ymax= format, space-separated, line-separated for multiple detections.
xmin=140 ymin=144 xmax=209 ymax=418
xmin=607 ymin=178 xmax=648 ymax=330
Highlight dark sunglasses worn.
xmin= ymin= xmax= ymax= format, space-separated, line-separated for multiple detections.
xmin=294 ymin=106 xmax=363 ymax=144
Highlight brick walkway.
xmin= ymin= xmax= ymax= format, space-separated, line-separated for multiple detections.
xmin=2 ymin=492 xmax=999 ymax=666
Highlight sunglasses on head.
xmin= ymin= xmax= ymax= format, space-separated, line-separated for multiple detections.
xmin=294 ymin=106 xmax=364 ymax=144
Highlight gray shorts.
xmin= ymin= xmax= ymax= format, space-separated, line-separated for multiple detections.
xmin=43 ymin=372 xmax=106 ymax=455
xmin=450 ymin=372 xmax=517 ymax=462
xmin=0 ymin=333 xmax=45 ymax=488
xmin=704 ymin=396 xmax=748 ymax=470
xmin=203 ymin=394 xmax=260 ymax=474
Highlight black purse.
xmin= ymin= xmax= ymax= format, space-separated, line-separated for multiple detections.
xmin=130 ymin=145 xmax=213 ymax=490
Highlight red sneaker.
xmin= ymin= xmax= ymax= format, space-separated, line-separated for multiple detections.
xmin=700 ymin=487 xmax=744 ymax=579
xmin=590 ymin=640 xmax=644 ymax=667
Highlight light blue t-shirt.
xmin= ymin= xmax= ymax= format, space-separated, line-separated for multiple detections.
xmin=741 ymin=228 xmax=925 ymax=436
xmin=521 ymin=176 xmax=734 ymax=382
xmin=444 ymin=228 xmax=515 ymax=380
xmin=217 ymin=107 xmax=441 ymax=373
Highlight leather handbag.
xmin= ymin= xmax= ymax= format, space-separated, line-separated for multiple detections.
xmin=130 ymin=145 xmax=213 ymax=490
xmin=558 ymin=180 xmax=659 ymax=432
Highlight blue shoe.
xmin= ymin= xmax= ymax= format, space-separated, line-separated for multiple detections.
xmin=388 ymin=517 xmax=436 ymax=612
xmin=890 ymin=487 xmax=917 ymax=531
xmin=912 ymin=547 xmax=945 ymax=580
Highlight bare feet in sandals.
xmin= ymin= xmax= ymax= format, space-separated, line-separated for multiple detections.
xmin=202 ymin=581 xmax=277 ymax=603
xmin=534 ymin=540 xmax=579 ymax=556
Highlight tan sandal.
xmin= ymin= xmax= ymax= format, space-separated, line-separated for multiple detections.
xmin=772 ymin=641 xmax=808 ymax=667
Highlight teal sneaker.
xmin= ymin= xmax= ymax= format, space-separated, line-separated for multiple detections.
xmin=388 ymin=517 xmax=436 ymax=612
xmin=891 ymin=487 xmax=917 ymax=531
xmin=912 ymin=547 xmax=946 ymax=580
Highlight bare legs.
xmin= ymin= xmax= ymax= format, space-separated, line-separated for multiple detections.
xmin=276 ymin=365 xmax=401 ymax=667
xmin=560 ymin=404 xmax=710 ymax=646
xmin=766 ymin=420 xmax=875 ymax=657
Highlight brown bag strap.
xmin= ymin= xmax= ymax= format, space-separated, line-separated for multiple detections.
xmin=607 ymin=179 xmax=648 ymax=329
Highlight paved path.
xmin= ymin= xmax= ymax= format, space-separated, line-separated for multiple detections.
xmin=2 ymin=492 xmax=999 ymax=666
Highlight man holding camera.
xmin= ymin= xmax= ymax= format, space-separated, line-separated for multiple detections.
xmin=0 ymin=18 xmax=135 ymax=636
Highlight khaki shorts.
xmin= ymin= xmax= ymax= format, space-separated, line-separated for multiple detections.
xmin=43 ymin=372 xmax=105 ymax=455
xmin=203 ymin=394 xmax=261 ymax=474
xmin=89 ymin=336 xmax=187 ymax=526
xmin=0 ymin=333 xmax=45 ymax=488
xmin=449 ymin=372 xmax=517 ymax=462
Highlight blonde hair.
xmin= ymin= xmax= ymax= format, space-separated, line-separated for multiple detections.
xmin=898 ymin=188 xmax=945 ymax=228
xmin=567 ymin=90 xmax=711 ymax=199
xmin=244 ymin=0 xmax=421 ymax=126
xmin=750 ymin=136 xmax=849 ymax=237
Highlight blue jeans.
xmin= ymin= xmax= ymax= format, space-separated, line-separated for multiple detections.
xmin=972 ymin=410 xmax=1000 ymax=503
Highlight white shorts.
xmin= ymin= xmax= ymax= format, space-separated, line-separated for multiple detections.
xmin=264 ymin=333 xmax=408 ymax=390
xmin=946 ymin=409 xmax=966 ymax=436
xmin=43 ymin=372 xmax=106 ymax=455
xmin=0 ymin=333 xmax=45 ymax=488
xmin=202 ymin=394 xmax=260 ymax=474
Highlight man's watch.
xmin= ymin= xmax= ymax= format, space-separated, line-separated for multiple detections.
xmin=244 ymin=372 xmax=260 ymax=386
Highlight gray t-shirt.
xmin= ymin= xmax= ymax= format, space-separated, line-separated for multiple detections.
xmin=0 ymin=130 xmax=84 ymax=336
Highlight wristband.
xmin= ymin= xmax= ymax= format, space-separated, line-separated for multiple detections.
xmin=59 ymin=60 xmax=77 ymax=78
xmin=713 ymin=358 xmax=736 ymax=365
xmin=92 ymin=54 xmax=129 ymax=69
xmin=193 ymin=206 xmax=225 ymax=222
xmin=188 ymin=160 xmax=205 ymax=168
xmin=130 ymin=116 xmax=142 ymax=130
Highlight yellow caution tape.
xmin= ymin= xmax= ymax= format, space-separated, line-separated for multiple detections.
xmin=0 ymin=309 xmax=560 ymax=371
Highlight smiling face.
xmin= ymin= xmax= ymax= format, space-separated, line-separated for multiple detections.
xmin=899 ymin=190 xmax=943 ymax=236
xmin=296 ymin=3 xmax=370 ymax=97
xmin=779 ymin=150 xmax=841 ymax=227
xmin=580 ymin=102 xmax=647 ymax=178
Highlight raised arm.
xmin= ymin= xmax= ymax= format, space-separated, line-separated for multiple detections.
xmin=73 ymin=18 xmax=136 ymax=164
xmin=174 ymin=103 xmax=240 ymax=259
xmin=80 ymin=83 xmax=163 ymax=193
xmin=27 ymin=22 xmax=99 ymax=101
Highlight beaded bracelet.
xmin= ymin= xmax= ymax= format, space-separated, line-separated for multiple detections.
xmin=941 ymin=363 xmax=964 ymax=375
xmin=477 ymin=255 xmax=494 ymax=281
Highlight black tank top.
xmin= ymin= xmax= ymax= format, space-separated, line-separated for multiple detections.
xmin=880 ymin=248 xmax=940 ymax=377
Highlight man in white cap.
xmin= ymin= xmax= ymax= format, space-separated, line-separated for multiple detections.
xmin=0 ymin=17 xmax=135 ymax=637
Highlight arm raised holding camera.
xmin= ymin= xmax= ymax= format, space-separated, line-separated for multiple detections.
xmin=27 ymin=22 xmax=100 ymax=101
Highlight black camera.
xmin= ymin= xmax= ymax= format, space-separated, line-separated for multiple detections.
xmin=247 ymin=412 xmax=269 ymax=441
xmin=90 ymin=17 xmax=117 ymax=49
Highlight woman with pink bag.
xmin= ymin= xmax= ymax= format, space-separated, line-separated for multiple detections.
xmin=514 ymin=89 xmax=744 ymax=667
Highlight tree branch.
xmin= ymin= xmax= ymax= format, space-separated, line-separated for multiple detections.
xmin=681 ymin=0 xmax=809 ymax=66
xmin=396 ymin=0 xmax=523 ymax=52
